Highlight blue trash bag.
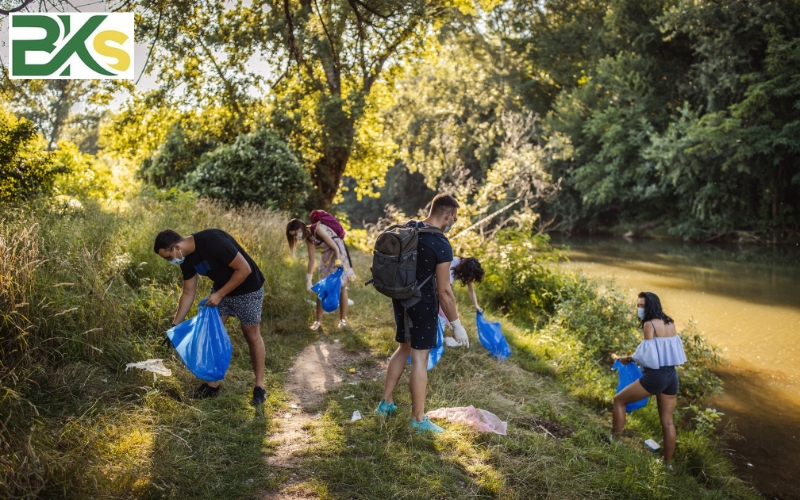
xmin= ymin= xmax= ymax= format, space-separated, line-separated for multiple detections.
xmin=476 ymin=312 xmax=511 ymax=360
xmin=311 ymin=267 xmax=344 ymax=313
xmin=408 ymin=314 xmax=446 ymax=371
xmin=167 ymin=299 xmax=233 ymax=381
xmin=611 ymin=359 xmax=648 ymax=413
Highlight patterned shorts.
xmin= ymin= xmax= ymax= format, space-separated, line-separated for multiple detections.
xmin=210 ymin=286 xmax=263 ymax=325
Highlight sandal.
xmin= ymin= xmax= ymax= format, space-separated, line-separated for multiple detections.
xmin=310 ymin=321 xmax=322 ymax=331
xmin=337 ymin=319 xmax=348 ymax=329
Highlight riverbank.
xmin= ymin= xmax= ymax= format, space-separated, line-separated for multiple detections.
xmin=0 ymin=195 xmax=756 ymax=498
xmin=552 ymin=235 xmax=800 ymax=497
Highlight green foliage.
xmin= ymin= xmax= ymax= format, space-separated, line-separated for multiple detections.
xmin=0 ymin=106 xmax=60 ymax=203
xmin=685 ymin=405 xmax=726 ymax=436
xmin=186 ymin=127 xmax=310 ymax=210
xmin=52 ymin=141 xmax=115 ymax=201
xmin=139 ymin=122 xmax=220 ymax=188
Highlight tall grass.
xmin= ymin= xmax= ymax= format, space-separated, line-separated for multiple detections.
xmin=0 ymin=191 xmax=312 ymax=498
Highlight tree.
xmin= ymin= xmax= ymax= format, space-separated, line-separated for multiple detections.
xmin=260 ymin=0 xmax=471 ymax=208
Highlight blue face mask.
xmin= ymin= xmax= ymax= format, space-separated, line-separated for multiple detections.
xmin=169 ymin=248 xmax=184 ymax=265
xmin=637 ymin=307 xmax=645 ymax=320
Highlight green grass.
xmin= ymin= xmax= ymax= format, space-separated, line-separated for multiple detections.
xmin=272 ymin=263 xmax=756 ymax=499
xmin=0 ymin=191 xmax=756 ymax=499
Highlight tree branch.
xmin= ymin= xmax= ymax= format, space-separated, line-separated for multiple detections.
xmin=136 ymin=0 xmax=164 ymax=85
xmin=283 ymin=0 xmax=319 ymax=87
xmin=0 ymin=0 xmax=35 ymax=16
xmin=312 ymin=0 xmax=340 ymax=94
xmin=196 ymin=38 xmax=242 ymax=117
xmin=352 ymin=0 xmax=391 ymax=19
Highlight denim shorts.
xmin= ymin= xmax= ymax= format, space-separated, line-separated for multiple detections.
xmin=210 ymin=286 xmax=263 ymax=325
xmin=640 ymin=366 xmax=679 ymax=396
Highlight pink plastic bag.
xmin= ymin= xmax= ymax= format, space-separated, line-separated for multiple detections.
xmin=427 ymin=405 xmax=507 ymax=435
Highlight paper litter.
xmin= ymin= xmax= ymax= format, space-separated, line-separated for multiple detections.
xmin=427 ymin=405 xmax=507 ymax=435
xmin=351 ymin=410 xmax=362 ymax=421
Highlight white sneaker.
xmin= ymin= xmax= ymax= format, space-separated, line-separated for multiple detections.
xmin=310 ymin=321 xmax=322 ymax=331
xmin=337 ymin=319 xmax=348 ymax=329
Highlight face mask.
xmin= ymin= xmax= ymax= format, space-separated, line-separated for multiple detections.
xmin=169 ymin=248 xmax=184 ymax=265
xmin=637 ymin=307 xmax=645 ymax=320
xmin=443 ymin=223 xmax=452 ymax=233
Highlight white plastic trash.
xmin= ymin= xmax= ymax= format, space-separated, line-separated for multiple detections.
xmin=125 ymin=359 xmax=172 ymax=377
xmin=351 ymin=410 xmax=362 ymax=421
xmin=644 ymin=439 xmax=661 ymax=452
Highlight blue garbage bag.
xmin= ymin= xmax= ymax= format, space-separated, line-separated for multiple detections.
xmin=476 ymin=312 xmax=511 ymax=360
xmin=408 ymin=314 xmax=446 ymax=371
xmin=167 ymin=299 xmax=233 ymax=381
xmin=311 ymin=267 xmax=344 ymax=313
xmin=611 ymin=359 xmax=648 ymax=412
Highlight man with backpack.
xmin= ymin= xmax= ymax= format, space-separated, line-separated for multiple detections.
xmin=371 ymin=194 xmax=470 ymax=433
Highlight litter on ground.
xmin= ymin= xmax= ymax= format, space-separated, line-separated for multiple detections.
xmin=351 ymin=410 xmax=362 ymax=421
xmin=428 ymin=405 xmax=507 ymax=435
xmin=125 ymin=359 xmax=172 ymax=377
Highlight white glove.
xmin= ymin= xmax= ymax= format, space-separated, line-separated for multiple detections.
xmin=450 ymin=319 xmax=469 ymax=348
xmin=306 ymin=273 xmax=314 ymax=292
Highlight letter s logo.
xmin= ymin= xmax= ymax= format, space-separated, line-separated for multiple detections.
xmin=93 ymin=30 xmax=130 ymax=72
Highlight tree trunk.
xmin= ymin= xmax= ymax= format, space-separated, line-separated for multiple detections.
xmin=309 ymin=95 xmax=361 ymax=208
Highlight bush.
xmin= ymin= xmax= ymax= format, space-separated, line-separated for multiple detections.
xmin=186 ymin=127 xmax=310 ymax=211
xmin=138 ymin=123 xmax=220 ymax=188
xmin=0 ymin=107 xmax=60 ymax=203
xmin=52 ymin=141 xmax=115 ymax=201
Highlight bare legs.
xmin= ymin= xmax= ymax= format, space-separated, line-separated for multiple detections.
xmin=656 ymin=393 xmax=677 ymax=462
xmin=313 ymin=287 xmax=348 ymax=326
xmin=612 ymin=380 xmax=677 ymax=462
xmin=206 ymin=315 xmax=265 ymax=390
xmin=381 ymin=343 xmax=430 ymax=421
xmin=339 ymin=287 xmax=348 ymax=322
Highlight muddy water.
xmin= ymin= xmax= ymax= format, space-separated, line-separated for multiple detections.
xmin=551 ymin=236 xmax=800 ymax=498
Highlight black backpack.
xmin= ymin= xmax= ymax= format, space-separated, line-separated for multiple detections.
xmin=366 ymin=221 xmax=442 ymax=308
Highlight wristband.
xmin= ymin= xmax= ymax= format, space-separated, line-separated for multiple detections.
xmin=450 ymin=318 xmax=462 ymax=328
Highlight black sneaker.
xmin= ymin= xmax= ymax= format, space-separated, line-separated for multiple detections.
xmin=189 ymin=383 xmax=220 ymax=399
xmin=250 ymin=386 xmax=267 ymax=406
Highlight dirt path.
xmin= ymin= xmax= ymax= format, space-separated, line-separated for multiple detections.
xmin=261 ymin=340 xmax=385 ymax=500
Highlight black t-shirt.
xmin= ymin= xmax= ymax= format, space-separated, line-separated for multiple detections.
xmin=180 ymin=229 xmax=264 ymax=296
xmin=415 ymin=223 xmax=453 ymax=297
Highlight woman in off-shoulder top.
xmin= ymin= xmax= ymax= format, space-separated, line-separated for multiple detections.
xmin=612 ymin=292 xmax=687 ymax=464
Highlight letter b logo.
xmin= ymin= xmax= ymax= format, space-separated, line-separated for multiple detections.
xmin=9 ymin=13 xmax=134 ymax=79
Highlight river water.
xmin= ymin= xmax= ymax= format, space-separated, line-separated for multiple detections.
xmin=550 ymin=236 xmax=800 ymax=498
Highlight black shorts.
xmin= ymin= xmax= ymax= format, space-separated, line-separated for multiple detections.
xmin=640 ymin=366 xmax=679 ymax=396
xmin=393 ymin=296 xmax=438 ymax=350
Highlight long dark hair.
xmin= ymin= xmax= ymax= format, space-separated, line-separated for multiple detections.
xmin=638 ymin=291 xmax=674 ymax=327
xmin=286 ymin=218 xmax=312 ymax=252
xmin=452 ymin=257 xmax=484 ymax=285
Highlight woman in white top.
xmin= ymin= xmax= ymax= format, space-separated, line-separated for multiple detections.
xmin=612 ymin=292 xmax=687 ymax=464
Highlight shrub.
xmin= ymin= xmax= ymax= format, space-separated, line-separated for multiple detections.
xmin=138 ymin=123 xmax=220 ymax=188
xmin=0 ymin=107 xmax=60 ymax=203
xmin=186 ymin=127 xmax=310 ymax=211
